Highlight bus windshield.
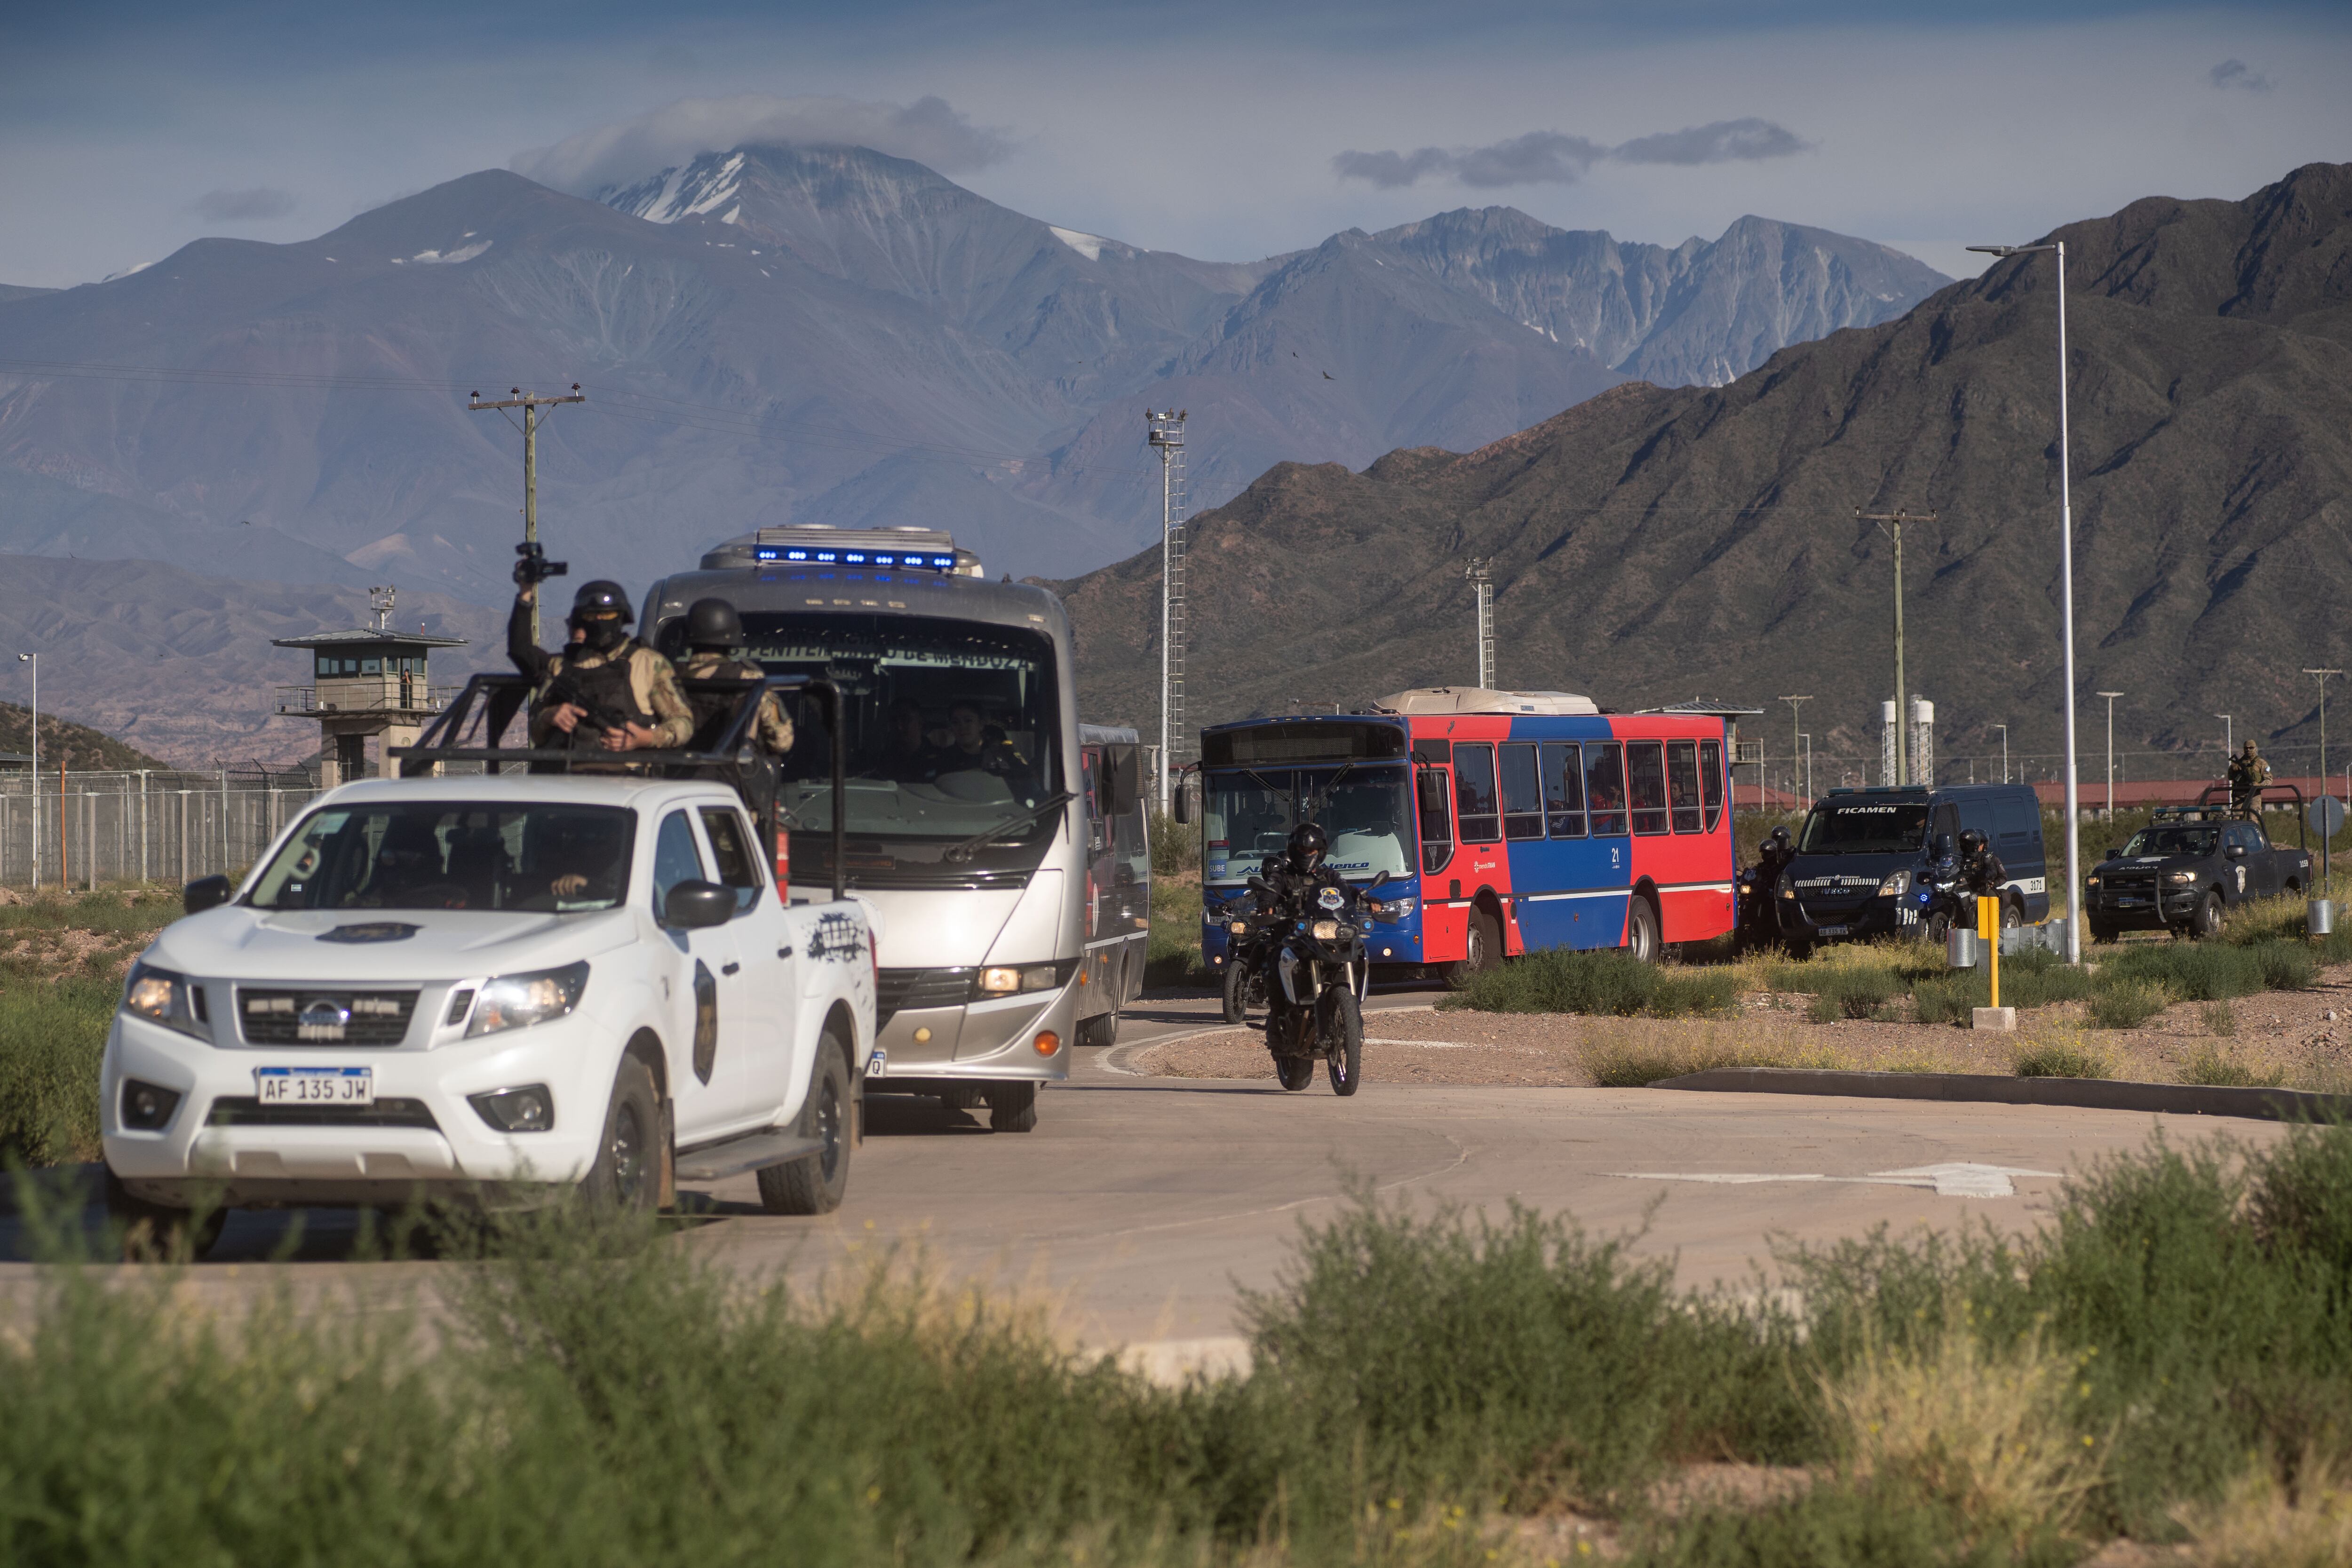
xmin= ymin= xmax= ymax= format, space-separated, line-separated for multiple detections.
xmin=1798 ymin=800 xmax=1932 ymax=855
xmin=1203 ymin=764 xmax=1413 ymax=887
xmin=746 ymin=613 xmax=1062 ymax=882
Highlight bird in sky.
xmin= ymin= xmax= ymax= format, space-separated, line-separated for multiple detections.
xmin=1322 ymin=371 xmax=1334 ymax=380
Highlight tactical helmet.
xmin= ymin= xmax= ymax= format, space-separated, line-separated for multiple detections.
xmin=568 ymin=580 xmax=634 ymax=625
xmin=1287 ymin=821 xmax=1329 ymax=870
xmin=1768 ymin=826 xmax=1791 ymax=849
xmin=1958 ymin=828 xmax=1988 ymax=856
xmin=683 ymin=597 xmax=744 ymax=650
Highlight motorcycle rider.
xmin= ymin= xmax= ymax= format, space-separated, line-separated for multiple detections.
xmin=1741 ymin=825 xmax=1795 ymax=945
xmin=1957 ymin=827 xmax=2010 ymax=928
xmin=1260 ymin=821 xmax=1349 ymax=916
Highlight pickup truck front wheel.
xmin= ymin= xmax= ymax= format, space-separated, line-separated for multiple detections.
xmin=2189 ymin=891 xmax=2225 ymax=941
xmin=758 ymin=1033 xmax=852 ymax=1215
xmin=583 ymin=1055 xmax=661 ymax=1213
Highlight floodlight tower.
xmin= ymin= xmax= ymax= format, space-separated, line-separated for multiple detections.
xmin=1146 ymin=408 xmax=1188 ymax=812
xmin=1465 ymin=558 xmax=1495 ymax=689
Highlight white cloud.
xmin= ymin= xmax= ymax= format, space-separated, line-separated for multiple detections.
xmin=512 ymin=93 xmax=1013 ymax=194
xmin=1334 ymin=118 xmax=1807 ymax=189
xmin=2207 ymin=59 xmax=2276 ymax=92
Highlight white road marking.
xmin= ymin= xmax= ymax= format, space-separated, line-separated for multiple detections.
xmin=1610 ymin=1162 xmax=2065 ymax=1199
xmin=1364 ymin=1037 xmax=1471 ymax=1049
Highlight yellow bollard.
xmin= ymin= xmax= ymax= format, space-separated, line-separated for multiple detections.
xmin=1977 ymin=892 xmax=2000 ymax=1010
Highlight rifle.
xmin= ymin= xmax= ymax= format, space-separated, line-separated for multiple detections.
xmin=541 ymin=667 xmax=636 ymax=741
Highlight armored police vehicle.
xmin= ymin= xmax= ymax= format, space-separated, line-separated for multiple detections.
xmin=1773 ymin=783 xmax=2048 ymax=953
xmin=102 ymin=674 xmax=877 ymax=1257
xmin=2084 ymin=790 xmax=2312 ymax=941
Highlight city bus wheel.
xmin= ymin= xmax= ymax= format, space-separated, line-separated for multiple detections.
xmin=1625 ymin=897 xmax=1662 ymax=964
xmin=1446 ymin=911 xmax=1501 ymax=989
xmin=985 ymin=1082 xmax=1039 ymax=1133
xmin=1222 ymin=961 xmax=1249 ymax=1026
xmin=1321 ymin=989 xmax=1362 ymax=1098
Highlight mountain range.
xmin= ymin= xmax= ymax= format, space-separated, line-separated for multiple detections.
xmin=0 ymin=142 xmax=1943 ymax=603
xmin=1051 ymin=161 xmax=2352 ymax=777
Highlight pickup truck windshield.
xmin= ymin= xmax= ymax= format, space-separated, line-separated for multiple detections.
xmin=1798 ymin=801 xmax=1932 ymax=855
xmin=745 ymin=613 xmax=1062 ymax=883
xmin=2119 ymin=825 xmax=2220 ymax=857
xmin=251 ymin=804 xmax=638 ymax=913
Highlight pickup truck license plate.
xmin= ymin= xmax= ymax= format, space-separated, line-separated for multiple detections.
xmin=1818 ymin=925 xmax=1849 ymax=937
xmin=255 ymin=1067 xmax=374 ymax=1106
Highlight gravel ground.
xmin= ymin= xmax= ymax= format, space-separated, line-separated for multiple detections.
xmin=1132 ymin=964 xmax=2352 ymax=1090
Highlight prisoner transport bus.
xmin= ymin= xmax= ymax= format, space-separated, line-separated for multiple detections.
xmin=1189 ymin=688 xmax=1736 ymax=984
xmin=642 ymin=525 xmax=1130 ymax=1134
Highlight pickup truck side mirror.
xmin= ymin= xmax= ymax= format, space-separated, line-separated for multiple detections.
xmin=664 ymin=881 xmax=738 ymax=930
xmin=2225 ymin=844 xmax=2247 ymax=860
xmin=183 ymin=874 xmax=234 ymax=915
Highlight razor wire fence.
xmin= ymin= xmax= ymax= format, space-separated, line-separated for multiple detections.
xmin=0 ymin=768 xmax=324 ymax=891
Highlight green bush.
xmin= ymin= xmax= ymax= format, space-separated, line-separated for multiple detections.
xmin=2086 ymin=981 xmax=2169 ymax=1031
xmin=2177 ymin=1043 xmax=2286 ymax=1089
xmin=2098 ymin=940 xmax=2314 ymax=1004
xmin=1442 ymin=947 xmax=1736 ymax=1019
xmin=1803 ymin=967 xmax=1902 ymax=1023
xmin=0 ymin=972 xmax=120 ymax=1165
xmin=2013 ymin=1034 xmax=2114 ymax=1078
xmin=1146 ymin=810 xmax=1198 ymax=877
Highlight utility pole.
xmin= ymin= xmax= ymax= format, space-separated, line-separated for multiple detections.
xmin=1800 ymin=732 xmax=1813 ymax=801
xmin=2217 ymin=714 xmax=2232 ymax=765
xmin=1146 ymin=409 xmax=1188 ymax=813
xmin=1858 ymin=510 xmax=1933 ymax=786
xmin=470 ymin=384 xmax=583 ymax=644
xmin=1464 ymin=558 xmax=1495 ymax=689
xmin=2305 ymin=670 xmax=2342 ymax=806
xmin=16 ymin=653 xmax=34 ymax=891
xmin=2096 ymin=692 xmax=2123 ymax=819
xmin=1778 ymin=696 xmax=1811 ymax=807
xmin=1992 ymin=724 xmax=2009 ymax=784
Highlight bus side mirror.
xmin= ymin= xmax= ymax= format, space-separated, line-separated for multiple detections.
xmin=1172 ymin=787 xmax=1192 ymax=825
xmin=1368 ymin=870 xmax=1391 ymax=891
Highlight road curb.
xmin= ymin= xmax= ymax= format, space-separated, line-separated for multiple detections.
xmin=1653 ymin=1068 xmax=2352 ymax=1123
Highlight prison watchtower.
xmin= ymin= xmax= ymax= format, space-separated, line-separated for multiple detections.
xmin=273 ymin=587 xmax=468 ymax=788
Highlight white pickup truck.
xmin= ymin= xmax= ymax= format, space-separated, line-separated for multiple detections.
xmin=102 ymin=679 xmax=877 ymax=1256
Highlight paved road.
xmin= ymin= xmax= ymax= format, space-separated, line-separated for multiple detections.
xmin=3 ymin=991 xmax=2274 ymax=1350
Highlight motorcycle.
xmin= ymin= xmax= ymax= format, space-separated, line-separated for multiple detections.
xmin=1245 ymin=869 xmax=1399 ymax=1096
xmin=1735 ymin=855 xmax=1787 ymax=952
xmin=1913 ymin=854 xmax=1966 ymax=943
xmin=1219 ymin=893 xmax=1279 ymax=1026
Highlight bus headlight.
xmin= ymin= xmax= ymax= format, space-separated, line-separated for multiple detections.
xmin=1367 ymin=897 xmax=1416 ymax=921
xmin=978 ymin=963 xmax=1065 ymax=995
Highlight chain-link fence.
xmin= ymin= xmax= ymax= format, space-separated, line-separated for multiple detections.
xmin=0 ymin=769 xmax=323 ymax=890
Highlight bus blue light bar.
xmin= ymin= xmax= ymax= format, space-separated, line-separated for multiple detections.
xmin=746 ymin=541 xmax=963 ymax=572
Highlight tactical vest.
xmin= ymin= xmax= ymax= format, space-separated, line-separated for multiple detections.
xmin=548 ymin=648 xmax=654 ymax=744
xmin=680 ymin=654 xmax=759 ymax=740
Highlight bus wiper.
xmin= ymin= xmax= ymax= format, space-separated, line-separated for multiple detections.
xmin=943 ymin=791 xmax=1075 ymax=863
xmin=1242 ymin=768 xmax=1292 ymax=801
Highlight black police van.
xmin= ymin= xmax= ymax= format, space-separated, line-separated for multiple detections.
xmin=1772 ymin=784 xmax=2049 ymax=953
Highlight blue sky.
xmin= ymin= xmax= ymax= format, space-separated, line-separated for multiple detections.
xmin=2 ymin=0 xmax=2346 ymax=286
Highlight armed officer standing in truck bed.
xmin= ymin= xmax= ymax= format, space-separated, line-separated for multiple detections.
xmin=509 ymin=575 xmax=693 ymax=753
xmin=671 ymin=597 xmax=795 ymax=755
xmin=2227 ymin=740 xmax=2271 ymax=820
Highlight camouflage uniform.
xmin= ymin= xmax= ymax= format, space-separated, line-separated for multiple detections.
xmin=675 ymin=650 xmax=795 ymax=754
xmin=2226 ymin=741 xmax=2271 ymax=820
xmin=507 ymin=595 xmax=694 ymax=750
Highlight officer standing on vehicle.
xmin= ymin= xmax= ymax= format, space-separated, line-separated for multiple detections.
xmin=2227 ymin=740 xmax=2271 ymax=819
xmin=671 ymin=597 xmax=794 ymax=755
xmin=1956 ymin=828 xmax=2009 ymax=925
xmin=509 ymin=576 xmax=693 ymax=752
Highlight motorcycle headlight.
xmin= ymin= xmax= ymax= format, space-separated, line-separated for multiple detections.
xmin=121 ymin=962 xmax=211 ymax=1042
xmin=465 ymin=961 xmax=590 ymax=1037
xmin=1229 ymin=921 xmax=1250 ymax=935
xmin=1312 ymin=919 xmax=1340 ymax=940
xmin=1877 ymin=870 xmax=1910 ymax=897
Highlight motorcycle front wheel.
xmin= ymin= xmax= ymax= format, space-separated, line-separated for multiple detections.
xmin=1222 ymin=960 xmax=1249 ymax=1027
xmin=1275 ymin=1054 xmax=1316 ymax=1091
xmin=1320 ymin=987 xmax=1363 ymax=1097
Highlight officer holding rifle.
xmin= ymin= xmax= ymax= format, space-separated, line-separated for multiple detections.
xmin=507 ymin=543 xmax=692 ymax=753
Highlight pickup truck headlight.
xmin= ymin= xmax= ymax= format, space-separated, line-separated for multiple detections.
xmin=1311 ymin=919 xmax=1341 ymax=940
xmin=1877 ymin=870 xmax=1910 ymax=897
xmin=465 ymin=961 xmax=590 ymax=1037
xmin=978 ymin=963 xmax=1063 ymax=995
xmin=2085 ymin=875 xmax=2100 ymax=887
xmin=121 ymin=963 xmax=211 ymax=1042
xmin=1367 ymin=896 xmax=1417 ymax=921
xmin=2168 ymin=870 xmax=2199 ymax=884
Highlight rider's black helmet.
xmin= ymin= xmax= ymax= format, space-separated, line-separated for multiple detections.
xmin=1958 ymin=828 xmax=1988 ymax=856
xmin=1287 ymin=822 xmax=1329 ymax=871
xmin=683 ymin=597 xmax=743 ymax=650
xmin=568 ymin=580 xmax=634 ymax=625
xmin=1768 ymin=826 xmax=1791 ymax=849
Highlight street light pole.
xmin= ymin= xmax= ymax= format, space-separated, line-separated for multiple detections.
xmin=15 ymin=653 xmax=33 ymax=892
xmin=2304 ymin=668 xmax=2342 ymax=802
xmin=1800 ymin=732 xmax=1813 ymax=801
xmin=1992 ymin=724 xmax=2009 ymax=784
xmin=1779 ymin=695 xmax=1811 ymax=808
xmin=2216 ymin=715 xmax=2232 ymax=767
xmin=2096 ymin=693 xmax=2123 ymax=819
xmin=1969 ymin=239 xmax=2080 ymax=961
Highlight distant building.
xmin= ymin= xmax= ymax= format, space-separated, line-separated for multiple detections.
xmin=272 ymin=589 xmax=467 ymax=788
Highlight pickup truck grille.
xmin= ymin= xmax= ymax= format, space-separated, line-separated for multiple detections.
xmin=876 ymin=967 xmax=976 ymax=1024
xmin=2101 ymin=870 xmax=2160 ymax=895
xmin=206 ymin=1096 xmax=440 ymax=1130
xmin=236 ymin=989 xmax=418 ymax=1046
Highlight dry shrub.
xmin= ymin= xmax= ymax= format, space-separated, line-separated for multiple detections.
xmin=1820 ymin=1308 xmax=2104 ymax=1553
xmin=1581 ymin=1018 xmax=1840 ymax=1087
xmin=2012 ymin=1024 xmax=2115 ymax=1080
xmin=2179 ymin=1458 xmax=2352 ymax=1568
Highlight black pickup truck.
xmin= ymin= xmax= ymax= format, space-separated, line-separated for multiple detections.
xmin=2083 ymin=790 xmax=2312 ymax=941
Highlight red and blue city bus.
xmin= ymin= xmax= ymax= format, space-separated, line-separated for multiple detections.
xmin=1193 ymin=689 xmax=1735 ymax=985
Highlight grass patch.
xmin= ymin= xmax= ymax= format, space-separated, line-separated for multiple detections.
xmin=2099 ymin=939 xmax=2315 ymax=1003
xmin=2086 ymin=979 xmax=2170 ymax=1031
xmin=1144 ymin=869 xmax=1209 ymax=990
xmin=0 ymin=890 xmax=176 ymax=1165
xmin=2177 ymin=1042 xmax=2287 ymax=1089
xmin=1442 ymin=947 xmax=1736 ymax=1019
xmin=2012 ymin=1027 xmax=2114 ymax=1079
xmin=1581 ymin=1023 xmax=1838 ymax=1087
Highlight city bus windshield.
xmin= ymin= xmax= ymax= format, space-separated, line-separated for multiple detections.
xmin=744 ymin=613 xmax=1062 ymax=883
xmin=1797 ymin=800 xmax=1932 ymax=855
xmin=1203 ymin=764 xmax=1412 ymax=887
